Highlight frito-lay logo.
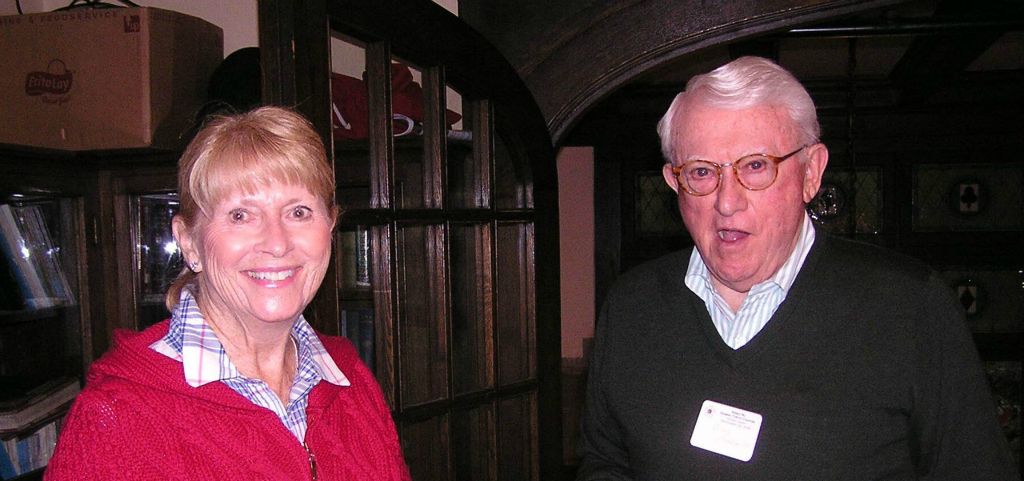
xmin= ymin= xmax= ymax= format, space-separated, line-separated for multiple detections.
xmin=25 ymin=59 xmax=73 ymax=103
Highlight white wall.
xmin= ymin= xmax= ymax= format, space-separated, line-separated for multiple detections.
xmin=136 ymin=0 xmax=257 ymax=56
xmin=558 ymin=147 xmax=595 ymax=359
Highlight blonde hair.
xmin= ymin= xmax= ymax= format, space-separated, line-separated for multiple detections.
xmin=165 ymin=106 xmax=336 ymax=310
xmin=657 ymin=56 xmax=820 ymax=164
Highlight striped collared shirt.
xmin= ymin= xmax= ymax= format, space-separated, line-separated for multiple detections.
xmin=150 ymin=287 xmax=350 ymax=441
xmin=684 ymin=214 xmax=816 ymax=350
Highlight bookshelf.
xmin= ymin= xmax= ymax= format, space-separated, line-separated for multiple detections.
xmin=0 ymin=149 xmax=180 ymax=478
xmin=0 ymin=153 xmax=88 ymax=479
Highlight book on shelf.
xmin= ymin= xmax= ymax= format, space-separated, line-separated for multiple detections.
xmin=0 ymin=438 xmax=14 ymax=480
xmin=0 ymin=377 xmax=79 ymax=437
xmin=1 ymin=418 xmax=59 ymax=479
xmin=0 ymin=204 xmax=74 ymax=311
xmin=341 ymin=307 xmax=375 ymax=371
xmin=340 ymin=227 xmax=371 ymax=291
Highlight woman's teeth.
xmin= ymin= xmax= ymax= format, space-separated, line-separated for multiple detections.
xmin=248 ymin=270 xmax=294 ymax=281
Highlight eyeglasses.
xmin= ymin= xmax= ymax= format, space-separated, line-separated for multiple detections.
xmin=670 ymin=145 xmax=809 ymax=196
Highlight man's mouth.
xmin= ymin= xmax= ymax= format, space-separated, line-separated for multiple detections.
xmin=717 ymin=229 xmax=748 ymax=242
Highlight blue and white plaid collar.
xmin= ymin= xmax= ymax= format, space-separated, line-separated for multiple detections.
xmin=151 ymin=287 xmax=350 ymax=388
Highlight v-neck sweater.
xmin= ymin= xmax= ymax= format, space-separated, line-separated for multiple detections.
xmin=578 ymin=233 xmax=1017 ymax=480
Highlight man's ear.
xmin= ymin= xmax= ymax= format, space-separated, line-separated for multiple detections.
xmin=802 ymin=143 xmax=829 ymax=203
xmin=663 ymin=163 xmax=681 ymax=194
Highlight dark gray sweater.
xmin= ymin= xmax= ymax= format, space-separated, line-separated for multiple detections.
xmin=578 ymin=234 xmax=1018 ymax=480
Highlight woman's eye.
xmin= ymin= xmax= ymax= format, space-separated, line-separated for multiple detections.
xmin=290 ymin=206 xmax=312 ymax=219
xmin=229 ymin=209 xmax=248 ymax=222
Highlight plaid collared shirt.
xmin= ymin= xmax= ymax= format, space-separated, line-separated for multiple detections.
xmin=151 ymin=287 xmax=350 ymax=442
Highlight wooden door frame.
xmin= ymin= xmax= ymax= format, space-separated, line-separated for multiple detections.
xmin=257 ymin=1 xmax=562 ymax=478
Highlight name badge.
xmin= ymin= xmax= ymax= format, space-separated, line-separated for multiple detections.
xmin=689 ymin=400 xmax=763 ymax=462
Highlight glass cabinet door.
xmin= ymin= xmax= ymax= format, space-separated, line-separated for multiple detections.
xmin=111 ymin=165 xmax=178 ymax=332
xmin=133 ymin=193 xmax=182 ymax=329
xmin=0 ymin=193 xmax=85 ymax=387
xmin=0 ymin=160 xmax=89 ymax=477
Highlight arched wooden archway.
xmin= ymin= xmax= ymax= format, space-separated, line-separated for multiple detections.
xmin=466 ymin=0 xmax=903 ymax=143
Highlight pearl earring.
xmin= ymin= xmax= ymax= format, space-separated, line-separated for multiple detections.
xmin=190 ymin=260 xmax=200 ymax=271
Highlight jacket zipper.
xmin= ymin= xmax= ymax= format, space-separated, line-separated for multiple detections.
xmin=303 ymin=441 xmax=318 ymax=480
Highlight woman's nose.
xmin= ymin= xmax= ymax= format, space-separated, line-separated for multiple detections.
xmin=257 ymin=218 xmax=291 ymax=256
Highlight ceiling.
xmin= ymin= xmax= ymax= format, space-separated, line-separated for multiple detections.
xmin=634 ymin=0 xmax=1024 ymax=107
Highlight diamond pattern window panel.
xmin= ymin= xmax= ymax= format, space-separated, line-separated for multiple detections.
xmin=939 ymin=267 xmax=1024 ymax=333
xmin=808 ymin=167 xmax=883 ymax=235
xmin=912 ymin=163 xmax=1024 ymax=232
xmin=635 ymin=172 xmax=686 ymax=237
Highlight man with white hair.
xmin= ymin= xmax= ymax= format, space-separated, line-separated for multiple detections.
xmin=577 ymin=56 xmax=1017 ymax=480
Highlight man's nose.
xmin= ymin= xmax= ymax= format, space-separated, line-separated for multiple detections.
xmin=714 ymin=169 xmax=748 ymax=216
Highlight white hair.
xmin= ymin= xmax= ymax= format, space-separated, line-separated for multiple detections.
xmin=656 ymin=56 xmax=820 ymax=163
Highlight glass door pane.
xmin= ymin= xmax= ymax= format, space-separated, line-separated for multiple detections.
xmin=134 ymin=193 xmax=181 ymax=329
xmin=330 ymin=33 xmax=372 ymax=209
xmin=453 ymin=403 xmax=496 ymax=481
xmin=393 ymin=59 xmax=434 ymax=209
xmin=494 ymin=130 xmax=533 ymax=210
xmin=397 ymin=223 xmax=448 ymax=406
xmin=340 ymin=224 xmax=373 ymax=293
xmin=495 ymin=222 xmax=536 ymax=385
xmin=370 ymin=224 xmax=396 ymax=401
xmin=451 ymin=222 xmax=493 ymax=394
xmin=448 ymin=94 xmax=487 ymax=209
xmin=498 ymin=393 xmax=539 ymax=481
xmin=339 ymin=224 xmax=375 ymax=370
xmin=0 ymin=199 xmax=76 ymax=311
xmin=402 ymin=414 xmax=451 ymax=481
xmin=0 ymin=194 xmax=83 ymax=385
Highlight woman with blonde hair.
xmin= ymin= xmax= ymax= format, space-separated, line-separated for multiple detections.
xmin=47 ymin=106 xmax=410 ymax=481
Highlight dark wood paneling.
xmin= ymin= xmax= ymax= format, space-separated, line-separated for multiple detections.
xmin=464 ymin=0 xmax=903 ymax=142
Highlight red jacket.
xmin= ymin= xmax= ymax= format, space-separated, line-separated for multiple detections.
xmin=45 ymin=321 xmax=410 ymax=481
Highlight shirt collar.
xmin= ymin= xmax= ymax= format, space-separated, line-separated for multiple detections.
xmin=151 ymin=287 xmax=350 ymax=388
xmin=685 ymin=214 xmax=816 ymax=295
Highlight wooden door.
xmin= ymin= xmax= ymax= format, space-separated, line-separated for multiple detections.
xmin=258 ymin=1 xmax=561 ymax=479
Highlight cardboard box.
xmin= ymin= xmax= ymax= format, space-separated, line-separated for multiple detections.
xmin=0 ymin=8 xmax=223 ymax=151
